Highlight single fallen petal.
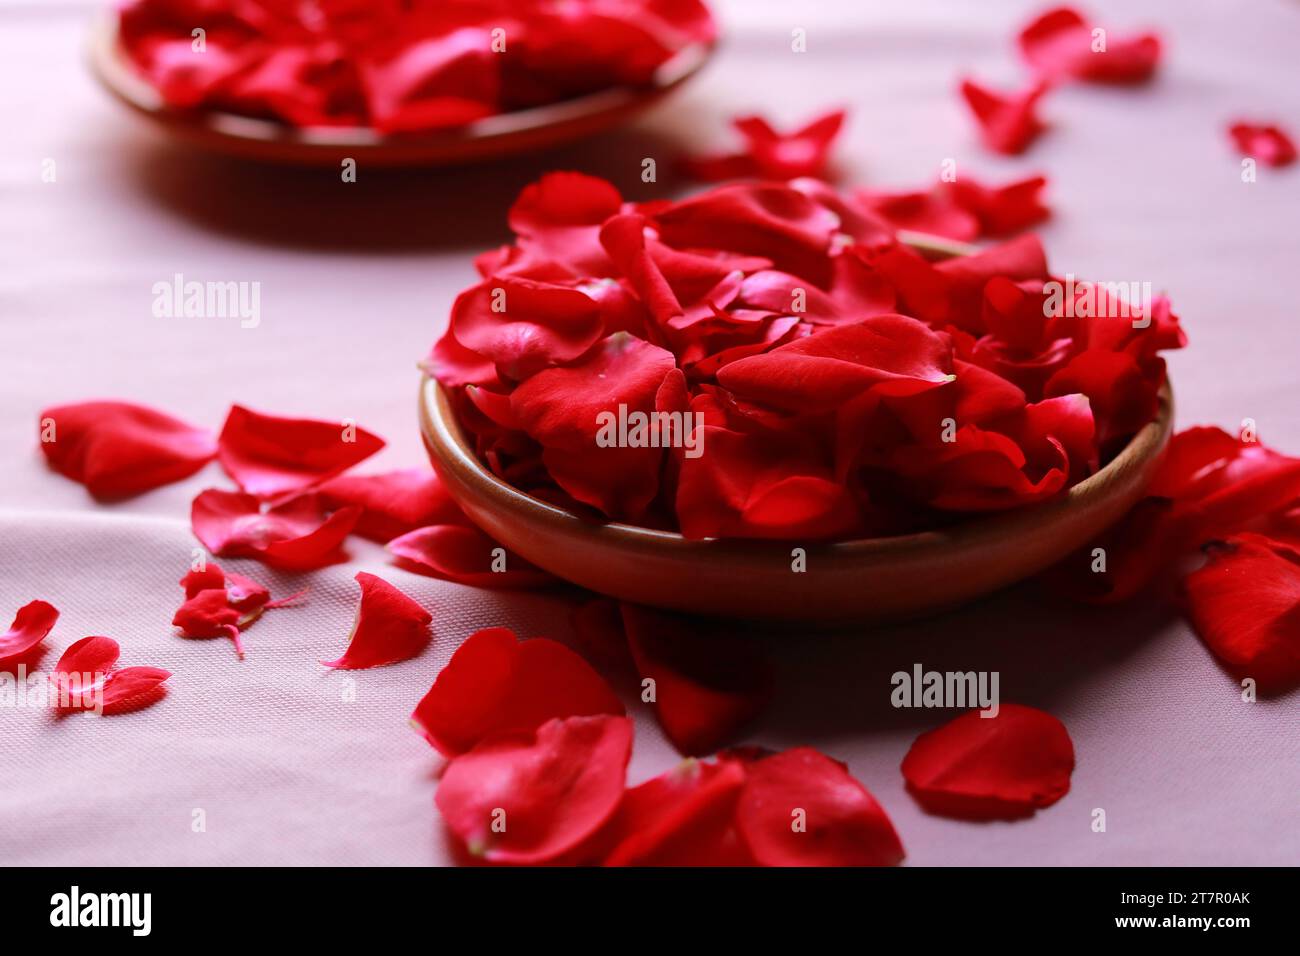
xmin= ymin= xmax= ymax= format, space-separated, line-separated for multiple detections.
xmin=435 ymin=714 xmax=634 ymax=865
xmin=604 ymin=757 xmax=751 ymax=866
xmin=100 ymin=666 xmax=172 ymax=715
xmin=217 ymin=404 xmax=385 ymax=499
xmin=681 ymin=109 xmax=847 ymax=182
xmin=410 ymin=627 xmax=623 ymax=756
xmin=0 ymin=600 xmax=59 ymax=666
xmin=1019 ymin=7 xmax=1160 ymax=85
xmin=322 ymin=572 xmax=432 ymax=670
xmin=619 ymin=603 xmax=772 ymax=756
xmin=1183 ymin=534 xmax=1300 ymax=694
xmin=959 ymin=78 xmax=1049 ymax=155
xmin=901 ymin=703 xmax=1075 ymax=819
xmin=172 ymin=588 xmax=249 ymax=660
xmin=38 ymin=400 xmax=215 ymax=500
xmin=387 ymin=524 xmax=553 ymax=589
xmin=736 ymin=747 xmax=905 ymax=866
xmin=1228 ymin=122 xmax=1298 ymax=168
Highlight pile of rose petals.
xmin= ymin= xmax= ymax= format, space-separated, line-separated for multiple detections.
xmin=117 ymin=0 xmax=715 ymax=132
xmin=427 ymin=171 xmax=1185 ymax=540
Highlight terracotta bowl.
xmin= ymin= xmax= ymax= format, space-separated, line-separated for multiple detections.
xmin=419 ymin=237 xmax=1174 ymax=624
xmin=88 ymin=15 xmax=714 ymax=168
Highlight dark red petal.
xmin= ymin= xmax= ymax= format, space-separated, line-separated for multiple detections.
xmin=619 ymin=603 xmax=772 ymax=757
xmin=450 ymin=276 xmax=605 ymax=381
xmin=604 ymin=758 xmax=752 ymax=866
xmin=435 ymin=714 xmax=634 ymax=864
xmin=317 ymin=468 xmax=466 ymax=542
xmin=322 ymin=572 xmax=432 ymax=670
xmin=736 ymin=747 xmax=904 ymax=866
xmin=0 ymin=600 xmax=59 ymax=666
xmin=38 ymin=400 xmax=215 ymax=499
xmin=508 ymin=172 xmax=623 ymax=276
xmin=569 ymin=598 xmax=637 ymax=673
xmin=1019 ymin=7 xmax=1160 ymax=85
xmin=172 ymin=589 xmax=248 ymax=660
xmin=410 ymin=627 xmax=624 ymax=756
xmin=1183 ymin=534 xmax=1300 ymax=694
xmin=191 ymin=489 xmax=360 ymax=571
xmin=1228 ymin=122 xmax=1298 ymax=168
xmin=717 ymin=315 xmax=953 ymax=413
xmin=901 ymin=703 xmax=1075 ymax=819
xmin=959 ymin=78 xmax=1048 ymax=155
xmin=387 ymin=524 xmax=553 ymax=589
xmin=217 ymin=404 xmax=385 ymax=499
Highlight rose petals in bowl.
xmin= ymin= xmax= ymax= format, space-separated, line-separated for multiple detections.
xmin=419 ymin=175 xmax=1179 ymax=622
xmin=91 ymin=2 xmax=717 ymax=167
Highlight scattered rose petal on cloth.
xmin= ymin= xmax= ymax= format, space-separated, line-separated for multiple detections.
xmin=410 ymin=627 xmax=624 ymax=756
xmin=217 ymin=404 xmax=385 ymax=499
xmin=52 ymin=636 xmax=170 ymax=715
xmin=1183 ymin=534 xmax=1300 ymax=694
xmin=603 ymin=757 xmax=751 ymax=866
xmin=387 ymin=524 xmax=553 ymax=589
xmin=191 ymin=489 xmax=360 ymax=571
xmin=435 ymin=714 xmax=634 ymax=864
xmin=37 ymin=400 xmax=216 ymax=499
xmin=619 ymin=603 xmax=772 ymax=757
xmin=1228 ymin=122 xmax=1297 ymax=167
xmin=0 ymin=600 xmax=59 ymax=669
xmin=736 ymin=747 xmax=905 ymax=866
xmin=901 ymin=703 xmax=1075 ymax=819
xmin=1019 ymin=6 xmax=1161 ymax=85
xmin=680 ymin=109 xmax=847 ymax=182
xmin=959 ymin=78 xmax=1049 ymax=155
xmin=321 ymin=572 xmax=432 ymax=670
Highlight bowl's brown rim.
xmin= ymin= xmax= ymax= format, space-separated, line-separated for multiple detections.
xmin=419 ymin=377 xmax=1174 ymax=563
xmin=88 ymin=13 xmax=715 ymax=153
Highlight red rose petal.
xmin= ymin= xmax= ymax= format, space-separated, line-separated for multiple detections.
xmin=217 ymin=404 xmax=385 ymax=499
xmin=317 ymin=468 xmax=466 ymax=542
xmin=1228 ymin=122 xmax=1297 ymax=168
xmin=435 ymin=714 xmax=634 ymax=865
xmin=508 ymin=171 xmax=623 ymax=276
xmin=856 ymin=187 xmax=980 ymax=243
xmin=604 ymin=757 xmax=752 ymax=866
xmin=1183 ymin=533 xmax=1300 ymax=694
xmin=191 ymin=489 xmax=360 ymax=571
xmin=959 ymin=78 xmax=1049 ymax=155
xmin=387 ymin=523 xmax=553 ymax=589
xmin=736 ymin=747 xmax=905 ymax=867
xmin=38 ymin=400 xmax=215 ymax=500
xmin=901 ymin=703 xmax=1075 ymax=820
xmin=172 ymin=589 xmax=248 ymax=660
xmin=619 ymin=603 xmax=772 ymax=756
xmin=411 ymin=627 xmax=624 ymax=756
xmin=717 ymin=315 xmax=954 ymax=413
xmin=0 ymin=600 xmax=59 ymax=667
xmin=322 ymin=572 xmax=432 ymax=670
xmin=450 ymin=276 xmax=606 ymax=381
xmin=52 ymin=636 xmax=169 ymax=715
xmin=681 ymin=109 xmax=847 ymax=182
xmin=945 ymin=174 xmax=1051 ymax=237
xmin=1019 ymin=7 xmax=1161 ymax=85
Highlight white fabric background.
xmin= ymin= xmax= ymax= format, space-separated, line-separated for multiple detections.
xmin=1 ymin=0 xmax=1297 ymax=865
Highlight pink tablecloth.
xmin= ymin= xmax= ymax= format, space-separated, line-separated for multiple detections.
xmin=1 ymin=0 xmax=1297 ymax=865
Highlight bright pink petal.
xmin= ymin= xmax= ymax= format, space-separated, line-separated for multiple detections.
xmin=959 ymin=78 xmax=1049 ymax=155
xmin=0 ymin=600 xmax=59 ymax=666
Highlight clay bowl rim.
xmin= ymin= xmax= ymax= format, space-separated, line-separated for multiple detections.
xmin=418 ymin=257 xmax=1175 ymax=567
xmin=87 ymin=13 xmax=716 ymax=167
